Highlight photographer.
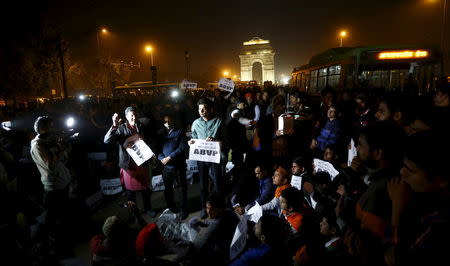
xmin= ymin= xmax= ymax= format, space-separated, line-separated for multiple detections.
xmin=30 ymin=116 xmax=71 ymax=240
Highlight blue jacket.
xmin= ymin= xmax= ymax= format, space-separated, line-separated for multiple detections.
xmin=230 ymin=244 xmax=271 ymax=266
xmin=157 ymin=128 xmax=187 ymax=168
xmin=316 ymin=119 xmax=343 ymax=151
xmin=256 ymin=177 xmax=275 ymax=205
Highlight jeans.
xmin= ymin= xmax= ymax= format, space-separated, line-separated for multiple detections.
xmin=162 ymin=166 xmax=188 ymax=211
xmin=197 ymin=161 xmax=223 ymax=208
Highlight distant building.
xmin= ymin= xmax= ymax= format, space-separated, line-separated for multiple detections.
xmin=239 ymin=37 xmax=275 ymax=85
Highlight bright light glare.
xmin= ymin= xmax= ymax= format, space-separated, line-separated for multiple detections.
xmin=78 ymin=95 xmax=85 ymax=101
xmin=66 ymin=117 xmax=75 ymax=128
xmin=282 ymin=77 xmax=290 ymax=85
xmin=1 ymin=121 xmax=11 ymax=131
xmin=223 ymin=71 xmax=230 ymax=76
xmin=171 ymin=90 xmax=179 ymax=98
xmin=340 ymin=31 xmax=347 ymax=37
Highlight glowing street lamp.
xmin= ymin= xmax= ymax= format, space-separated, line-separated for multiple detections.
xmin=223 ymin=70 xmax=230 ymax=77
xmin=145 ymin=45 xmax=154 ymax=66
xmin=339 ymin=30 xmax=348 ymax=47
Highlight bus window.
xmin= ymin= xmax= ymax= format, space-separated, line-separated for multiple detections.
xmin=310 ymin=70 xmax=318 ymax=92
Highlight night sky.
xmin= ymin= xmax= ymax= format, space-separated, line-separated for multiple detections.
xmin=4 ymin=0 xmax=448 ymax=83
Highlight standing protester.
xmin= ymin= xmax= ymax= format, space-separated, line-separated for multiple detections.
xmin=157 ymin=113 xmax=189 ymax=219
xmin=104 ymin=106 xmax=156 ymax=217
xmin=30 ymin=116 xmax=71 ymax=240
xmin=189 ymin=98 xmax=224 ymax=218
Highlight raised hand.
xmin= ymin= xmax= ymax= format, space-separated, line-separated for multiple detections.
xmin=112 ymin=113 xmax=121 ymax=127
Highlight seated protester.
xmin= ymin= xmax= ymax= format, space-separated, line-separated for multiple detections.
xmin=387 ymin=131 xmax=450 ymax=266
xmin=405 ymin=108 xmax=434 ymax=136
xmin=261 ymin=166 xmax=291 ymax=215
xmin=355 ymin=93 xmax=374 ymax=128
xmin=291 ymin=156 xmax=312 ymax=190
xmin=319 ymin=214 xmax=350 ymax=266
xmin=178 ymin=192 xmax=239 ymax=266
xmin=344 ymin=121 xmax=405 ymax=266
xmin=230 ymin=214 xmax=291 ymax=266
xmin=135 ymin=223 xmax=176 ymax=266
xmin=280 ymin=187 xmax=309 ymax=234
xmin=323 ymin=144 xmax=347 ymax=170
xmin=308 ymin=172 xmax=336 ymax=218
xmin=90 ymin=216 xmax=134 ymax=266
xmin=237 ymin=165 xmax=275 ymax=214
xmin=310 ymin=104 xmax=344 ymax=154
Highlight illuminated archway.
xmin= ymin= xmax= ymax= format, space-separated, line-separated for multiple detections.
xmin=239 ymin=37 xmax=275 ymax=84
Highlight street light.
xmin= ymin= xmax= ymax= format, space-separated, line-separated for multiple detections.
xmin=145 ymin=45 xmax=154 ymax=66
xmin=339 ymin=30 xmax=348 ymax=47
xmin=223 ymin=70 xmax=230 ymax=77
xmin=97 ymin=27 xmax=110 ymax=97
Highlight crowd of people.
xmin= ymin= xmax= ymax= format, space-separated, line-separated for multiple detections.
xmin=1 ymin=83 xmax=449 ymax=265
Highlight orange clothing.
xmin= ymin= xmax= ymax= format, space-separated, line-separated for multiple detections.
xmin=275 ymin=184 xmax=291 ymax=198
xmin=283 ymin=211 xmax=303 ymax=233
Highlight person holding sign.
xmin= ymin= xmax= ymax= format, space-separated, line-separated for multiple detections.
xmin=189 ymin=98 xmax=224 ymax=218
xmin=104 ymin=106 xmax=156 ymax=218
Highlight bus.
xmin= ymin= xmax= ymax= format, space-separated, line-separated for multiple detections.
xmin=291 ymin=44 xmax=444 ymax=94
xmin=112 ymin=82 xmax=180 ymax=98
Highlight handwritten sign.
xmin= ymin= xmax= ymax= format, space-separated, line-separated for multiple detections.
xmin=181 ymin=79 xmax=197 ymax=89
xmin=348 ymin=139 xmax=357 ymax=167
xmin=313 ymin=159 xmax=340 ymax=180
xmin=124 ymin=134 xmax=154 ymax=166
xmin=188 ymin=139 xmax=221 ymax=164
xmin=230 ymin=215 xmax=249 ymax=261
xmin=246 ymin=201 xmax=263 ymax=223
xmin=218 ymin=78 xmax=235 ymax=93
xmin=291 ymin=175 xmax=303 ymax=190
xmin=152 ymin=175 xmax=165 ymax=192
xmin=100 ymin=178 xmax=122 ymax=195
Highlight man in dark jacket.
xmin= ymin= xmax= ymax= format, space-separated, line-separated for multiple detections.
xmin=157 ymin=113 xmax=188 ymax=219
xmin=104 ymin=106 xmax=156 ymax=217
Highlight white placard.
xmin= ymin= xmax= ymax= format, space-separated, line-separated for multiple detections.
xmin=186 ymin=159 xmax=198 ymax=185
xmin=188 ymin=139 xmax=221 ymax=164
xmin=348 ymin=139 xmax=357 ymax=167
xmin=291 ymin=175 xmax=303 ymax=190
xmin=100 ymin=178 xmax=123 ymax=195
xmin=152 ymin=175 xmax=165 ymax=192
xmin=124 ymin=134 xmax=154 ymax=166
xmin=230 ymin=215 xmax=249 ymax=261
xmin=246 ymin=201 xmax=263 ymax=223
xmin=181 ymin=79 xmax=197 ymax=89
xmin=218 ymin=78 xmax=235 ymax=93
xmin=313 ymin=158 xmax=340 ymax=180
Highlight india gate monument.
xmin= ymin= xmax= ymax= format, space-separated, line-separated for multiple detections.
xmin=239 ymin=37 xmax=275 ymax=85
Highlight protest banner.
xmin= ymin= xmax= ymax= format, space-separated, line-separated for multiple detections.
xmin=291 ymin=175 xmax=303 ymax=190
xmin=218 ymin=78 xmax=235 ymax=93
xmin=313 ymin=158 xmax=340 ymax=180
xmin=123 ymin=134 xmax=154 ymax=166
xmin=152 ymin=175 xmax=165 ymax=192
xmin=181 ymin=79 xmax=197 ymax=89
xmin=348 ymin=138 xmax=357 ymax=167
xmin=230 ymin=215 xmax=249 ymax=261
xmin=188 ymin=139 xmax=221 ymax=164
xmin=100 ymin=178 xmax=122 ymax=195
xmin=246 ymin=201 xmax=263 ymax=223
xmin=186 ymin=159 xmax=198 ymax=185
